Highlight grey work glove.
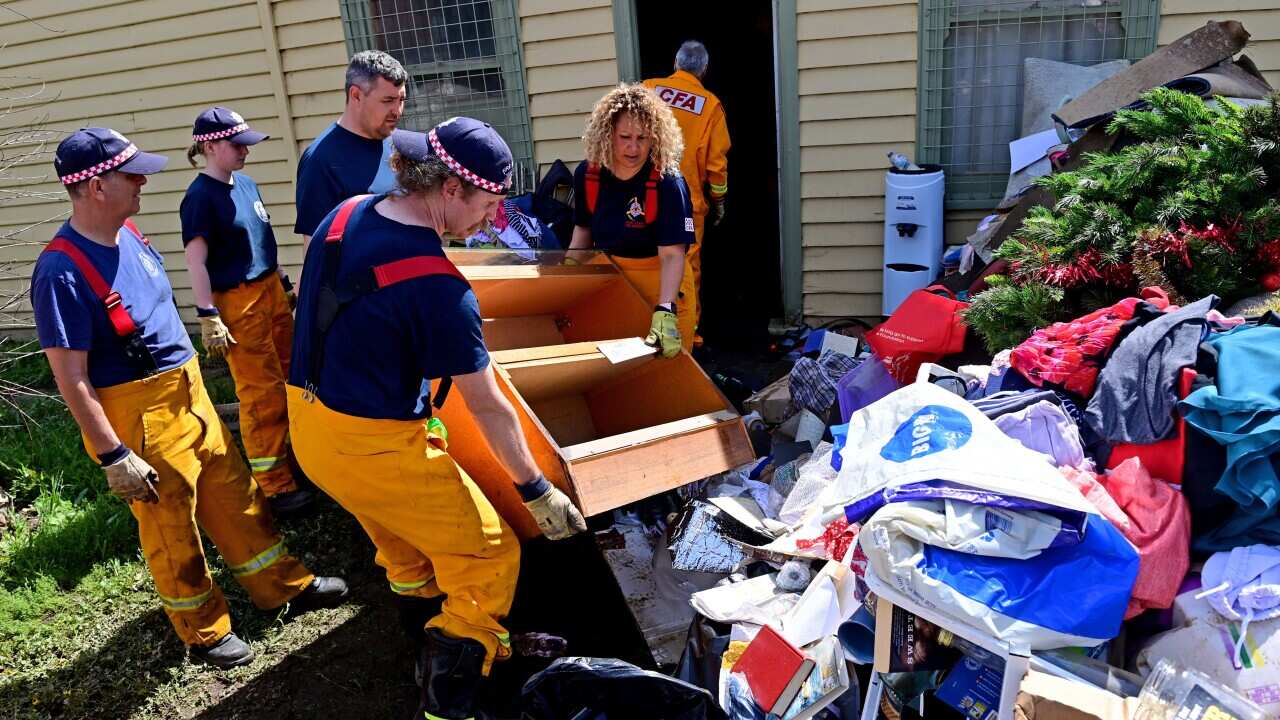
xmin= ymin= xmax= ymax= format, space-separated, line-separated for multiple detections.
xmin=198 ymin=314 xmax=236 ymax=358
xmin=103 ymin=449 xmax=159 ymax=504
xmin=518 ymin=476 xmax=586 ymax=540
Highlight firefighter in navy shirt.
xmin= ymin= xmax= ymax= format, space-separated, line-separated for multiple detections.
xmin=294 ymin=50 xmax=406 ymax=248
xmin=30 ymin=128 xmax=347 ymax=670
xmin=181 ymin=107 xmax=310 ymax=517
xmin=288 ymin=118 xmax=584 ymax=720
xmin=569 ymin=84 xmax=697 ymax=357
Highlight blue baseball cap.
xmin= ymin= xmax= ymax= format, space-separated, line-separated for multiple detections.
xmin=192 ymin=106 xmax=268 ymax=145
xmin=391 ymin=117 xmax=512 ymax=194
xmin=54 ymin=127 xmax=168 ymax=185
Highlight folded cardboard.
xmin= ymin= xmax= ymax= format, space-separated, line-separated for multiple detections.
xmin=1015 ymin=670 xmax=1138 ymax=720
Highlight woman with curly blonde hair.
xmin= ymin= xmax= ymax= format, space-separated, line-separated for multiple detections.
xmin=570 ymin=83 xmax=698 ymax=356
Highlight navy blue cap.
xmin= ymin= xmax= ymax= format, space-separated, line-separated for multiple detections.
xmin=54 ymin=127 xmax=168 ymax=185
xmin=392 ymin=117 xmax=512 ymax=194
xmin=192 ymin=107 xmax=268 ymax=146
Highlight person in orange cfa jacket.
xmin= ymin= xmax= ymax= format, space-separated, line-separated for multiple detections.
xmin=643 ymin=39 xmax=731 ymax=342
xmin=29 ymin=128 xmax=348 ymax=670
xmin=287 ymin=117 xmax=586 ymax=720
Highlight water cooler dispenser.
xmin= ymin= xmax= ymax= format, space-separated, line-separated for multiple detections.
xmin=882 ymin=164 xmax=945 ymax=315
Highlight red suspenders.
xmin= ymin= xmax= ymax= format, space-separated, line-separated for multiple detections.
xmin=40 ymin=220 xmax=160 ymax=375
xmin=306 ymin=195 xmax=469 ymax=412
xmin=584 ymin=162 xmax=661 ymax=224
xmin=41 ymin=220 xmax=151 ymax=339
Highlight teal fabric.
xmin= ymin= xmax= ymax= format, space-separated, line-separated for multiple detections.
xmin=1181 ymin=324 xmax=1280 ymax=551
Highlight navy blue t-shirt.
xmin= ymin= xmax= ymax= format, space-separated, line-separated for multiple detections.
xmin=573 ymin=160 xmax=695 ymax=258
xmin=179 ymin=172 xmax=278 ymax=291
xmin=31 ymin=221 xmax=195 ymax=388
xmin=294 ymin=122 xmax=397 ymax=237
xmin=288 ymin=194 xmax=489 ymax=420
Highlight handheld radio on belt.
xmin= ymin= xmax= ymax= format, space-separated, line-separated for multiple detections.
xmin=41 ymin=219 xmax=161 ymax=377
xmin=305 ymin=195 xmax=469 ymax=414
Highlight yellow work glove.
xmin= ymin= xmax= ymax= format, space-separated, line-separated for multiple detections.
xmin=644 ymin=306 xmax=681 ymax=359
xmin=518 ymin=476 xmax=586 ymax=540
xmin=102 ymin=448 xmax=159 ymax=504
xmin=198 ymin=313 xmax=236 ymax=358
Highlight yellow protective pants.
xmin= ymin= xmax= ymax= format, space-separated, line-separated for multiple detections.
xmin=689 ymin=211 xmax=707 ymax=343
xmin=611 ymin=254 xmax=698 ymax=353
xmin=287 ymin=387 xmax=520 ymax=673
xmin=213 ymin=273 xmax=297 ymax=497
xmin=89 ymin=356 xmax=314 ymax=647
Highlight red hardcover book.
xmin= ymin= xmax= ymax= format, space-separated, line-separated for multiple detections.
xmin=731 ymin=624 xmax=816 ymax=715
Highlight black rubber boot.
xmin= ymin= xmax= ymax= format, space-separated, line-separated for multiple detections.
xmin=190 ymin=631 xmax=254 ymax=669
xmin=393 ymin=593 xmax=446 ymax=687
xmin=284 ymin=576 xmax=350 ymax=619
xmin=416 ymin=628 xmax=487 ymax=720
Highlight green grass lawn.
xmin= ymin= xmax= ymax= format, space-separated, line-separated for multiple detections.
xmin=0 ymin=347 xmax=410 ymax=719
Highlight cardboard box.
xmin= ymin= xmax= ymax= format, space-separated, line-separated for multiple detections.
xmin=744 ymin=374 xmax=796 ymax=425
xmin=1015 ymin=670 xmax=1138 ymax=720
xmin=437 ymin=250 xmax=754 ymax=539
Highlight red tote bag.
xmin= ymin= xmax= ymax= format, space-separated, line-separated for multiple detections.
xmin=865 ymin=285 xmax=969 ymax=383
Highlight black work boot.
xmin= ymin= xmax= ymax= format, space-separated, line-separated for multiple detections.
xmin=392 ymin=593 xmax=446 ymax=687
xmin=267 ymin=488 xmax=316 ymax=521
xmin=415 ymin=628 xmax=487 ymax=720
xmin=284 ymin=576 xmax=349 ymax=618
xmin=190 ymin=632 xmax=254 ymax=669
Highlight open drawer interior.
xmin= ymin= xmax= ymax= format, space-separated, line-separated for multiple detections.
xmin=495 ymin=344 xmax=733 ymax=458
xmin=467 ymin=265 xmax=654 ymax=351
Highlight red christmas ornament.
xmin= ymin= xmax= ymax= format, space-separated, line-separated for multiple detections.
xmin=1263 ymin=272 xmax=1280 ymax=292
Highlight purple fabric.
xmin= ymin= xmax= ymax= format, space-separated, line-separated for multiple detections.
xmin=840 ymin=479 xmax=1089 ymax=545
xmin=994 ymin=400 xmax=1087 ymax=469
xmin=836 ymin=352 xmax=901 ymax=423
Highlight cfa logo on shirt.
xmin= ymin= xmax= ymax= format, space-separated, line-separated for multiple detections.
xmin=625 ymin=196 xmax=645 ymax=225
xmin=137 ymin=251 xmax=159 ymax=278
xmin=653 ymin=85 xmax=706 ymax=115
xmin=253 ymin=200 xmax=270 ymax=224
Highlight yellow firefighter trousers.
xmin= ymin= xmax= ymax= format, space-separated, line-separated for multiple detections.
xmin=690 ymin=211 xmax=707 ymax=339
xmin=89 ymin=356 xmax=314 ymax=647
xmin=610 ymin=254 xmax=698 ymax=353
xmin=213 ymin=273 xmax=297 ymax=497
xmin=287 ymin=386 xmax=520 ymax=673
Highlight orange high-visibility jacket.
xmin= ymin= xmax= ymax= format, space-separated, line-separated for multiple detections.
xmin=643 ymin=70 xmax=730 ymax=218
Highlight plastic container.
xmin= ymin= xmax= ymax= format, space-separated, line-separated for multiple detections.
xmin=1133 ymin=659 xmax=1267 ymax=720
xmin=883 ymin=164 xmax=945 ymax=315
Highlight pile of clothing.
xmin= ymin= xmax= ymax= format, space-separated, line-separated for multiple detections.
xmin=663 ymin=288 xmax=1280 ymax=720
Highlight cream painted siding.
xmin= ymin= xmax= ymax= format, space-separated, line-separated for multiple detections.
xmin=796 ymin=0 xmax=918 ymax=320
xmin=0 ymin=0 xmax=344 ymax=331
xmin=518 ymin=0 xmax=618 ymax=175
xmin=795 ymin=0 xmax=1279 ymax=321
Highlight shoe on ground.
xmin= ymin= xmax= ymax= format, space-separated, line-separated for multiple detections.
xmin=267 ymin=488 xmax=316 ymax=520
xmin=191 ymin=632 xmax=254 ymax=669
xmin=285 ymin=576 xmax=349 ymax=618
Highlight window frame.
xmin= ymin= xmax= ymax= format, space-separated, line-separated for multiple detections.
xmin=916 ymin=0 xmax=1160 ymax=209
xmin=338 ymin=0 xmax=536 ymax=194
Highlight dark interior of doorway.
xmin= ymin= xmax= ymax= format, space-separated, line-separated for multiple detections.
xmin=636 ymin=1 xmax=782 ymax=351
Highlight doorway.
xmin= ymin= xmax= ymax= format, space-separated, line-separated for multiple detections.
xmin=634 ymin=1 xmax=782 ymax=350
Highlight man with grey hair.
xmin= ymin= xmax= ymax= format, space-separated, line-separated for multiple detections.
xmin=295 ymin=49 xmax=408 ymax=249
xmin=644 ymin=40 xmax=731 ymax=346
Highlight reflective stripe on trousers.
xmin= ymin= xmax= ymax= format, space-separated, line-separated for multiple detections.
xmin=88 ymin=356 xmax=314 ymax=646
xmin=215 ymin=273 xmax=298 ymax=497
